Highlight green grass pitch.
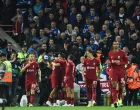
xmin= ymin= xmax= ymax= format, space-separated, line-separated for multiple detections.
xmin=5 ymin=106 xmax=140 ymax=110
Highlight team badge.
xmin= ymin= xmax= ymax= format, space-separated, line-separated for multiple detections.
xmin=118 ymin=56 xmax=120 ymax=59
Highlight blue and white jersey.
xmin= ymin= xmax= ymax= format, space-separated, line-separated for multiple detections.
xmin=82 ymin=24 xmax=89 ymax=35
xmin=49 ymin=28 xmax=60 ymax=37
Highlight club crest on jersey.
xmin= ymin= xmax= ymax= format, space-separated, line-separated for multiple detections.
xmin=118 ymin=56 xmax=120 ymax=59
xmin=93 ymin=63 xmax=95 ymax=65
xmin=33 ymin=65 xmax=34 ymax=68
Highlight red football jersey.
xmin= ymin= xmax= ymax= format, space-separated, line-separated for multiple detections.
xmin=65 ymin=60 xmax=75 ymax=79
xmin=24 ymin=62 xmax=39 ymax=81
xmin=51 ymin=60 xmax=61 ymax=77
xmin=83 ymin=58 xmax=99 ymax=79
xmin=60 ymin=59 xmax=67 ymax=77
xmin=108 ymin=50 xmax=128 ymax=70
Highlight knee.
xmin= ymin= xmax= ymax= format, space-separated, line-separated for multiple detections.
xmin=111 ymin=82 xmax=117 ymax=88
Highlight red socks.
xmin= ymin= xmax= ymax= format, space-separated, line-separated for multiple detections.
xmin=92 ymin=88 xmax=96 ymax=101
xmin=111 ymin=88 xmax=118 ymax=103
xmin=30 ymin=95 xmax=35 ymax=104
xmin=58 ymin=91 xmax=63 ymax=101
xmin=87 ymin=87 xmax=92 ymax=101
xmin=67 ymin=97 xmax=71 ymax=104
xmin=71 ymin=98 xmax=74 ymax=105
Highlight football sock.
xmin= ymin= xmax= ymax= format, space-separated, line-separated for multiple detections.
xmin=71 ymin=98 xmax=74 ymax=105
xmin=67 ymin=97 xmax=71 ymax=104
xmin=58 ymin=91 xmax=63 ymax=101
xmin=111 ymin=88 xmax=118 ymax=103
xmin=53 ymin=98 xmax=56 ymax=103
xmin=87 ymin=87 xmax=92 ymax=101
xmin=92 ymin=88 xmax=96 ymax=101
xmin=30 ymin=95 xmax=35 ymax=104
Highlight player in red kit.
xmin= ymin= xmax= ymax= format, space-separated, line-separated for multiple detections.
xmin=82 ymin=48 xmax=100 ymax=107
xmin=46 ymin=53 xmax=61 ymax=106
xmin=21 ymin=53 xmax=41 ymax=107
xmin=57 ymin=53 xmax=67 ymax=105
xmin=63 ymin=55 xmax=75 ymax=106
xmin=108 ymin=42 xmax=128 ymax=108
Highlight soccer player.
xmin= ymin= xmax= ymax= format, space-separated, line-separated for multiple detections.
xmin=82 ymin=48 xmax=100 ymax=107
xmin=108 ymin=41 xmax=128 ymax=108
xmin=63 ymin=55 xmax=76 ymax=106
xmin=46 ymin=53 xmax=61 ymax=106
xmin=21 ymin=53 xmax=41 ymax=107
xmin=57 ymin=53 xmax=67 ymax=105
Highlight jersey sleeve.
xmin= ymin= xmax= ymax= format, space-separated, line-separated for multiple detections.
xmin=120 ymin=52 xmax=128 ymax=65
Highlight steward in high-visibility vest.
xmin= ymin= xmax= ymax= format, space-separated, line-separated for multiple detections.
xmin=0 ymin=53 xmax=12 ymax=110
xmin=127 ymin=64 xmax=139 ymax=90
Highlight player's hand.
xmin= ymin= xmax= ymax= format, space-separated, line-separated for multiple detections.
xmin=26 ymin=63 xmax=31 ymax=68
xmin=115 ymin=61 xmax=120 ymax=65
xmin=38 ymin=77 xmax=41 ymax=82
xmin=83 ymin=77 xmax=86 ymax=82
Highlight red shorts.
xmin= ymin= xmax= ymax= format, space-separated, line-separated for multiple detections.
xmin=51 ymin=76 xmax=59 ymax=88
xmin=65 ymin=79 xmax=74 ymax=89
xmin=110 ymin=69 xmax=126 ymax=82
xmin=86 ymin=78 xmax=97 ymax=88
xmin=25 ymin=80 xmax=36 ymax=94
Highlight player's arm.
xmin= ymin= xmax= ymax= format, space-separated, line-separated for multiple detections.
xmin=97 ymin=64 xmax=100 ymax=79
xmin=38 ymin=68 xmax=41 ymax=82
xmin=52 ymin=62 xmax=60 ymax=66
xmin=21 ymin=63 xmax=30 ymax=73
xmin=82 ymin=66 xmax=86 ymax=82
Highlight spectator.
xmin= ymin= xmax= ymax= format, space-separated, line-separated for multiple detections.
xmin=80 ymin=5 xmax=88 ymax=20
xmin=6 ymin=42 xmax=15 ymax=60
xmin=11 ymin=8 xmax=22 ymax=23
xmin=1 ymin=0 xmax=15 ymax=24
xmin=99 ymin=25 xmax=108 ymax=39
xmin=118 ymin=7 xmax=126 ymax=25
xmin=69 ymin=7 xmax=77 ymax=26
xmin=33 ymin=0 xmax=44 ymax=14
xmin=128 ymin=33 xmax=140 ymax=52
xmin=132 ymin=42 xmax=140 ymax=67
xmin=88 ymin=8 xmax=98 ymax=22
xmin=59 ymin=17 xmax=68 ymax=32
xmin=39 ymin=29 xmax=48 ymax=44
xmin=93 ymin=16 xmax=101 ymax=33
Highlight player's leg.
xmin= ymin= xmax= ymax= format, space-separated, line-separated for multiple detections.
xmin=46 ymin=77 xmax=58 ymax=106
xmin=0 ymin=85 xmax=8 ymax=110
xmin=92 ymin=80 xmax=97 ymax=106
xmin=110 ymin=81 xmax=118 ymax=108
xmin=86 ymin=79 xmax=92 ymax=107
xmin=70 ymin=88 xmax=74 ymax=106
xmin=25 ymin=82 xmax=30 ymax=105
xmin=118 ymin=71 xmax=126 ymax=107
xmin=29 ymin=83 xmax=36 ymax=107
xmin=63 ymin=87 xmax=71 ymax=106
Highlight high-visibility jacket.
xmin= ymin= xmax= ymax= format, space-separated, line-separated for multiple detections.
xmin=127 ymin=64 xmax=139 ymax=89
xmin=136 ymin=70 xmax=140 ymax=88
xmin=0 ymin=61 xmax=12 ymax=83
xmin=96 ymin=53 xmax=102 ymax=63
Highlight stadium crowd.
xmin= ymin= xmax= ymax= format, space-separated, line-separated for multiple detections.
xmin=0 ymin=0 xmax=140 ymax=109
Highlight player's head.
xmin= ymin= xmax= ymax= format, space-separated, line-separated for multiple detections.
xmin=67 ymin=54 xmax=75 ymax=61
xmin=58 ymin=53 xmax=66 ymax=59
xmin=85 ymin=48 xmax=93 ymax=58
xmin=28 ymin=53 xmax=34 ymax=61
xmin=53 ymin=52 xmax=59 ymax=61
xmin=0 ymin=53 xmax=7 ymax=61
xmin=80 ymin=56 xmax=85 ymax=63
xmin=113 ymin=41 xmax=119 ymax=50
